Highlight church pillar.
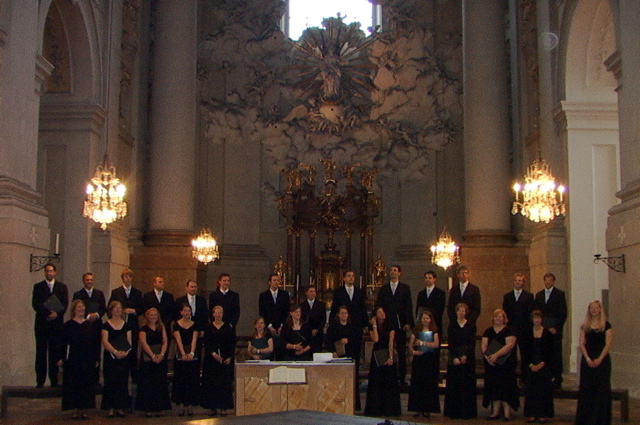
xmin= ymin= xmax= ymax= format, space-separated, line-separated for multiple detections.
xmin=131 ymin=0 xmax=199 ymax=296
xmin=461 ymin=0 xmax=527 ymax=331
xmin=0 ymin=3 xmax=52 ymax=387
xmin=607 ymin=0 xmax=640 ymax=396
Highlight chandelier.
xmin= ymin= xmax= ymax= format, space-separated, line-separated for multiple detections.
xmin=83 ymin=154 xmax=127 ymax=230
xmin=512 ymin=158 xmax=566 ymax=223
xmin=191 ymin=229 xmax=219 ymax=265
xmin=430 ymin=228 xmax=460 ymax=270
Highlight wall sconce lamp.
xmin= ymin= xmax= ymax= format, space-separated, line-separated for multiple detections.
xmin=593 ymin=253 xmax=625 ymax=273
xmin=30 ymin=234 xmax=61 ymax=272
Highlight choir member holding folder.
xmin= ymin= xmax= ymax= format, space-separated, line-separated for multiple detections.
xmin=247 ymin=317 xmax=274 ymax=360
xmin=407 ymin=310 xmax=441 ymax=418
xmin=101 ymin=301 xmax=132 ymax=418
xmin=281 ymin=305 xmax=312 ymax=361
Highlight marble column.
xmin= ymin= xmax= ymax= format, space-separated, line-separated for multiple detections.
xmin=133 ymin=0 xmax=199 ymax=296
xmin=461 ymin=0 xmax=526 ymax=332
xmin=462 ymin=0 xmax=511 ymax=238
xmin=147 ymin=0 xmax=197 ymax=240
xmin=607 ymin=0 xmax=640 ymax=396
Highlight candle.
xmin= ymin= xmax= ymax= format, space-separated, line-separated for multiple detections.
xmin=54 ymin=233 xmax=60 ymax=255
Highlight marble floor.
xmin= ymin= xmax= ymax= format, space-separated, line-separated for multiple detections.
xmin=1 ymin=391 xmax=637 ymax=425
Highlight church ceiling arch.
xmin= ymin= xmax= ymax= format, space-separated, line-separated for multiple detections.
xmin=198 ymin=0 xmax=462 ymax=182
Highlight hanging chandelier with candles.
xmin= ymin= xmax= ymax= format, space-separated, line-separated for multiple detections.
xmin=512 ymin=158 xmax=566 ymax=223
xmin=430 ymin=227 xmax=460 ymax=270
xmin=191 ymin=229 xmax=219 ymax=265
xmin=83 ymin=154 xmax=127 ymax=230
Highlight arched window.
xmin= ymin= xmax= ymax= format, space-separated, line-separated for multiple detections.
xmin=284 ymin=0 xmax=381 ymax=40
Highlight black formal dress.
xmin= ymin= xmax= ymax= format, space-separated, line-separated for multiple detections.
xmin=415 ymin=286 xmax=446 ymax=335
xmin=523 ymin=327 xmax=554 ymax=419
xmin=171 ymin=321 xmax=201 ymax=406
xmin=575 ymin=322 xmax=612 ymax=425
xmin=444 ymin=320 xmax=477 ymax=419
xmin=136 ymin=326 xmax=171 ymax=413
xmin=201 ymin=322 xmax=236 ymax=411
xmin=72 ymin=288 xmax=106 ymax=384
xmin=325 ymin=321 xmax=360 ymax=359
xmin=142 ymin=290 xmax=175 ymax=331
xmin=249 ymin=332 xmax=273 ymax=360
xmin=100 ymin=321 xmax=131 ymax=411
xmin=61 ymin=320 xmax=96 ymax=411
xmin=208 ymin=290 xmax=240 ymax=328
xmin=447 ymin=282 xmax=481 ymax=325
xmin=300 ymin=298 xmax=326 ymax=353
xmin=32 ymin=279 xmax=68 ymax=387
xmin=534 ymin=286 xmax=567 ymax=385
xmin=482 ymin=325 xmax=520 ymax=410
xmin=407 ymin=330 xmax=441 ymax=414
xmin=364 ymin=322 xmax=401 ymax=417
xmin=108 ymin=286 xmax=143 ymax=382
xmin=376 ymin=282 xmax=414 ymax=384
xmin=175 ymin=294 xmax=209 ymax=329
xmin=280 ymin=322 xmax=313 ymax=361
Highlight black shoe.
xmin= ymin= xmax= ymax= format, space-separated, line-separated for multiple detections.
xmin=36 ymin=384 xmax=44 ymax=389
xmin=50 ymin=383 xmax=61 ymax=388
xmin=486 ymin=415 xmax=501 ymax=420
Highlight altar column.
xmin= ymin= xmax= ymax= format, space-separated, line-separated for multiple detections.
xmin=461 ymin=0 xmax=527 ymax=331
xmin=131 ymin=0 xmax=198 ymax=294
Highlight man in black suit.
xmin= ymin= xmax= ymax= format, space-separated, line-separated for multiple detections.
xmin=32 ymin=262 xmax=68 ymax=388
xmin=330 ymin=270 xmax=368 ymax=411
xmin=300 ymin=285 xmax=326 ymax=353
xmin=415 ymin=270 xmax=446 ymax=335
xmin=142 ymin=275 xmax=175 ymax=331
xmin=502 ymin=272 xmax=534 ymax=378
xmin=175 ymin=279 xmax=209 ymax=329
xmin=208 ymin=273 xmax=240 ymax=329
xmin=258 ymin=274 xmax=290 ymax=360
xmin=447 ymin=265 xmax=481 ymax=325
xmin=109 ymin=268 xmax=143 ymax=382
xmin=375 ymin=264 xmax=414 ymax=387
xmin=534 ymin=272 xmax=567 ymax=388
xmin=72 ymin=272 xmax=106 ymax=385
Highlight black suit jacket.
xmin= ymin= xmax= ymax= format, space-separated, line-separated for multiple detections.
xmin=502 ymin=290 xmax=534 ymax=336
xmin=72 ymin=288 xmax=107 ymax=327
xmin=175 ymin=294 xmax=209 ymax=329
xmin=330 ymin=285 xmax=368 ymax=329
xmin=109 ymin=285 xmax=143 ymax=329
xmin=209 ymin=290 xmax=240 ymax=328
xmin=415 ymin=286 xmax=446 ymax=334
xmin=142 ymin=290 xmax=175 ymax=329
xmin=301 ymin=298 xmax=327 ymax=333
xmin=258 ymin=289 xmax=290 ymax=331
xmin=447 ymin=282 xmax=481 ymax=325
xmin=32 ymin=280 xmax=69 ymax=330
xmin=375 ymin=281 xmax=414 ymax=329
xmin=534 ymin=287 xmax=567 ymax=335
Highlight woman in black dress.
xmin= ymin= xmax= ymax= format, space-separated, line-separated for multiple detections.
xmin=575 ymin=300 xmax=613 ymax=425
xmin=325 ymin=306 xmax=362 ymax=410
xmin=482 ymin=308 xmax=519 ymax=420
xmin=407 ymin=310 xmax=441 ymax=418
xmin=136 ymin=307 xmax=171 ymax=416
xmin=523 ymin=309 xmax=554 ymax=423
xmin=201 ymin=305 xmax=236 ymax=417
xmin=444 ymin=302 xmax=477 ymax=419
xmin=280 ymin=304 xmax=313 ymax=361
xmin=61 ymin=300 xmax=97 ymax=419
xmin=172 ymin=303 xmax=200 ymax=416
xmin=364 ymin=306 xmax=401 ymax=417
xmin=247 ymin=316 xmax=274 ymax=360
xmin=101 ymin=300 xmax=132 ymax=418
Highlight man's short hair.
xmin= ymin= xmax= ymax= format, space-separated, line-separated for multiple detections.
xmin=120 ymin=268 xmax=133 ymax=278
xmin=513 ymin=272 xmax=526 ymax=282
xmin=45 ymin=262 xmax=57 ymax=271
xmin=82 ymin=272 xmax=94 ymax=280
xmin=390 ymin=264 xmax=402 ymax=273
xmin=543 ymin=272 xmax=556 ymax=281
xmin=457 ymin=265 xmax=469 ymax=273
xmin=185 ymin=279 xmax=197 ymax=286
xmin=424 ymin=270 xmax=437 ymax=279
xmin=217 ymin=273 xmax=230 ymax=282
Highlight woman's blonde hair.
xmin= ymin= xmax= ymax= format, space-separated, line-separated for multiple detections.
xmin=143 ymin=307 xmax=164 ymax=332
xmin=582 ymin=300 xmax=607 ymax=332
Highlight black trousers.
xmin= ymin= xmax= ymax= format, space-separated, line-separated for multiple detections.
xmin=550 ymin=332 xmax=564 ymax=384
xmin=35 ymin=324 xmax=63 ymax=386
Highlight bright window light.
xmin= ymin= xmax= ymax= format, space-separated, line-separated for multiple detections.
xmin=288 ymin=0 xmax=379 ymax=40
